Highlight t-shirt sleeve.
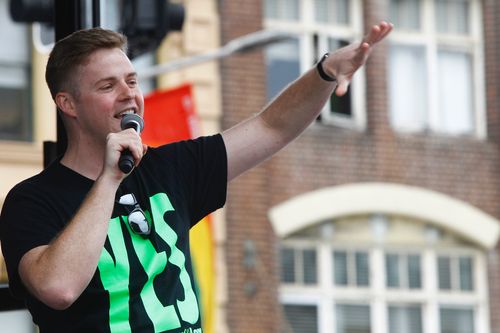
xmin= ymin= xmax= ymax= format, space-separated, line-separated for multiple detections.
xmin=0 ymin=182 xmax=62 ymax=297
xmin=155 ymin=134 xmax=228 ymax=226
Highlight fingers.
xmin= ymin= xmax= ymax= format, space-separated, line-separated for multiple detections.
xmin=121 ymin=129 xmax=145 ymax=163
xmin=379 ymin=22 xmax=394 ymax=40
xmin=105 ymin=129 xmax=145 ymax=168
xmin=362 ymin=21 xmax=394 ymax=47
xmin=335 ymin=80 xmax=350 ymax=97
xmin=351 ymin=41 xmax=371 ymax=65
xmin=352 ymin=21 xmax=392 ymax=64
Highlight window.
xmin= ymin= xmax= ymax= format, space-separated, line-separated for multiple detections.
xmin=388 ymin=0 xmax=484 ymax=137
xmin=389 ymin=305 xmax=423 ymax=333
xmin=280 ymin=246 xmax=318 ymax=285
xmin=283 ymin=304 xmax=318 ymax=333
xmin=264 ymin=0 xmax=365 ymax=129
xmin=437 ymin=255 xmax=474 ymax=291
xmin=279 ymin=215 xmax=488 ymax=333
xmin=265 ymin=39 xmax=301 ymax=101
xmin=264 ymin=0 xmax=300 ymax=21
xmin=440 ymin=307 xmax=474 ymax=333
xmin=336 ymin=304 xmax=371 ymax=333
xmin=0 ymin=0 xmax=32 ymax=141
xmin=315 ymin=0 xmax=349 ymax=24
xmin=386 ymin=253 xmax=421 ymax=289
xmin=333 ymin=250 xmax=369 ymax=286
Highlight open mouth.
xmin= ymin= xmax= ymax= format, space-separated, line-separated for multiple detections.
xmin=116 ymin=109 xmax=136 ymax=119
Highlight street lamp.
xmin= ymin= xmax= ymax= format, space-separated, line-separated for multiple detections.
xmin=139 ymin=29 xmax=295 ymax=79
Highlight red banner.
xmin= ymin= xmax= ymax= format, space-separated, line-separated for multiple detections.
xmin=142 ymin=84 xmax=199 ymax=146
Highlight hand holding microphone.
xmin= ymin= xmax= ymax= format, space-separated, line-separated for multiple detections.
xmin=119 ymin=114 xmax=145 ymax=173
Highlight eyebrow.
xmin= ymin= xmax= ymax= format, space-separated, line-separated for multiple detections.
xmin=93 ymin=72 xmax=138 ymax=86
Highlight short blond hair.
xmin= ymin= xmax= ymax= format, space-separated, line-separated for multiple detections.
xmin=45 ymin=28 xmax=128 ymax=100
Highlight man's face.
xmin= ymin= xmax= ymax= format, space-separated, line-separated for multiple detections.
xmin=70 ymin=47 xmax=145 ymax=141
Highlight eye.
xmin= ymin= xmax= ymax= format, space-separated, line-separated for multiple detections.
xmin=100 ymin=83 xmax=113 ymax=91
xmin=128 ymin=79 xmax=138 ymax=87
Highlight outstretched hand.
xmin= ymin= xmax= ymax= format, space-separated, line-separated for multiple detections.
xmin=324 ymin=21 xmax=393 ymax=96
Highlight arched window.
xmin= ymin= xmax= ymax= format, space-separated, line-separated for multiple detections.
xmin=270 ymin=183 xmax=499 ymax=333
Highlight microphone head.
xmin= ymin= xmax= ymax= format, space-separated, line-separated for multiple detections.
xmin=120 ymin=114 xmax=144 ymax=133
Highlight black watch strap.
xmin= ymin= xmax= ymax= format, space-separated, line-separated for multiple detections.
xmin=316 ymin=53 xmax=337 ymax=82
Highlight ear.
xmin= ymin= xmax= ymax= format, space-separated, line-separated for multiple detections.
xmin=55 ymin=92 xmax=77 ymax=118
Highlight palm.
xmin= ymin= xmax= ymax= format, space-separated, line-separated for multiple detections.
xmin=326 ymin=21 xmax=393 ymax=96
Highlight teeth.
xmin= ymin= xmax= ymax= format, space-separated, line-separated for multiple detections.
xmin=119 ymin=109 xmax=135 ymax=117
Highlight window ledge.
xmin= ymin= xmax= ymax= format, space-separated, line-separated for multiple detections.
xmin=0 ymin=141 xmax=43 ymax=165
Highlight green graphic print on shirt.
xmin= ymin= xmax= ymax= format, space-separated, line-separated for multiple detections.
xmin=97 ymin=192 xmax=200 ymax=333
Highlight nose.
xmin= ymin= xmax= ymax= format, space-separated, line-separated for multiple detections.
xmin=119 ymin=81 xmax=136 ymax=100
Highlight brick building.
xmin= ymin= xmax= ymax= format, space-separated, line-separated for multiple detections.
xmin=219 ymin=0 xmax=500 ymax=333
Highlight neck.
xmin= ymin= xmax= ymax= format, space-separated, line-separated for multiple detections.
xmin=60 ymin=137 xmax=105 ymax=180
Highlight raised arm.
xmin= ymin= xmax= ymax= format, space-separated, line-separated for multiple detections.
xmin=222 ymin=21 xmax=393 ymax=182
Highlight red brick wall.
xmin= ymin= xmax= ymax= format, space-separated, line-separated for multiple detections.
xmin=219 ymin=1 xmax=282 ymax=332
xmin=220 ymin=0 xmax=500 ymax=332
xmin=484 ymin=0 xmax=500 ymax=331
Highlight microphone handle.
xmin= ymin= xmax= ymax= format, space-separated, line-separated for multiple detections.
xmin=118 ymin=114 xmax=144 ymax=174
xmin=119 ymin=149 xmax=135 ymax=173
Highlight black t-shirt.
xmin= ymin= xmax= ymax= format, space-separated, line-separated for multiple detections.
xmin=0 ymin=134 xmax=227 ymax=333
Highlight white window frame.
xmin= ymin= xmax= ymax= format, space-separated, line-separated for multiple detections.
xmin=279 ymin=237 xmax=489 ymax=333
xmin=388 ymin=0 xmax=486 ymax=139
xmin=264 ymin=0 xmax=366 ymax=130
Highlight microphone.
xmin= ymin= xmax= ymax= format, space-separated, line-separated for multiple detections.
xmin=119 ymin=114 xmax=145 ymax=173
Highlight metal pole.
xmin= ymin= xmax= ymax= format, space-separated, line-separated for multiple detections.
xmin=92 ymin=0 xmax=100 ymax=27
xmin=44 ymin=0 xmax=86 ymax=167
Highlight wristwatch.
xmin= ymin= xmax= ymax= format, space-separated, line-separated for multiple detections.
xmin=316 ymin=53 xmax=337 ymax=82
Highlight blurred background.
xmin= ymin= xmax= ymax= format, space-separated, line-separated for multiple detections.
xmin=2 ymin=0 xmax=500 ymax=333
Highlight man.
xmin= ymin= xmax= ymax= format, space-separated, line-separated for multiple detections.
xmin=0 ymin=22 xmax=392 ymax=332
